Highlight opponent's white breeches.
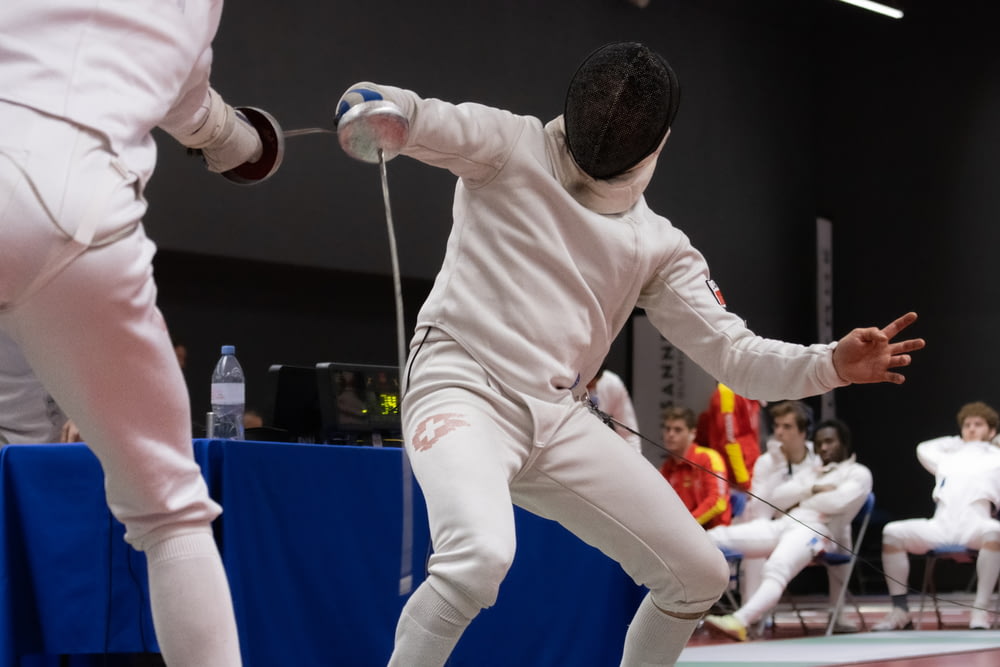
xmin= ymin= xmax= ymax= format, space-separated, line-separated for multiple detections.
xmin=0 ymin=102 xmax=221 ymax=549
xmin=401 ymin=334 xmax=729 ymax=616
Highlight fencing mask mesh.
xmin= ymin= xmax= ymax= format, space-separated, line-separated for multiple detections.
xmin=564 ymin=42 xmax=680 ymax=180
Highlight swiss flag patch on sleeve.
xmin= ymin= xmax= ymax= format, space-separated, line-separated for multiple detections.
xmin=706 ymin=279 xmax=727 ymax=307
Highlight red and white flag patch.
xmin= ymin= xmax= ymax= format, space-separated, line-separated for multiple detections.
xmin=706 ymin=279 xmax=727 ymax=307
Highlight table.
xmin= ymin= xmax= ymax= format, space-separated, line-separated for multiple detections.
xmin=0 ymin=441 xmax=643 ymax=666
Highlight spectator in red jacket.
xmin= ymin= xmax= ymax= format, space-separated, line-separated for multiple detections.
xmin=660 ymin=405 xmax=732 ymax=529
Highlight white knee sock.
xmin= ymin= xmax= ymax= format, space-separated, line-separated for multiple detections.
xmin=881 ymin=550 xmax=910 ymax=597
xmin=146 ymin=532 xmax=242 ymax=667
xmin=620 ymin=593 xmax=702 ymax=667
xmin=388 ymin=580 xmax=478 ymax=667
xmin=734 ymin=577 xmax=784 ymax=627
xmin=975 ymin=547 xmax=1000 ymax=610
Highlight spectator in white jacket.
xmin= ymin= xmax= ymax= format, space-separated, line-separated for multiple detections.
xmin=873 ymin=401 xmax=1000 ymax=631
xmin=704 ymin=417 xmax=873 ymax=640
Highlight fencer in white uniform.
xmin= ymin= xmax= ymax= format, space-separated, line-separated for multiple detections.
xmin=704 ymin=418 xmax=873 ymax=640
xmin=335 ymin=42 xmax=923 ymax=667
xmin=874 ymin=401 xmax=1000 ymax=631
xmin=0 ymin=2 xmax=278 ymax=664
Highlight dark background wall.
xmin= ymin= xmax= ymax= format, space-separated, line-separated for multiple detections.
xmin=145 ymin=0 xmax=1000 ymax=584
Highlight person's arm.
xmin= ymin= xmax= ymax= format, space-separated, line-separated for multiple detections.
xmin=768 ymin=473 xmax=816 ymax=512
xmin=916 ymin=435 xmax=962 ymax=475
xmin=690 ymin=448 xmax=731 ymax=526
xmin=158 ymin=49 xmax=264 ymax=174
xmin=799 ymin=466 xmax=873 ymax=516
xmin=336 ymin=82 xmax=529 ymax=186
xmin=639 ymin=248 xmax=923 ymax=401
xmin=718 ymin=385 xmax=757 ymax=490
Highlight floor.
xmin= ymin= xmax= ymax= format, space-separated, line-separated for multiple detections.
xmin=685 ymin=593 xmax=1000 ymax=666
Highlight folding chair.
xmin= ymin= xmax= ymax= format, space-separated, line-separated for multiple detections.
xmin=916 ymin=544 xmax=1000 ymax=629
xmin=785 ymin=492 xmax=876 ymax=636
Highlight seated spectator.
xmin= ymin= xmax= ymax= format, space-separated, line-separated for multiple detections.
xmin=704 ymin=417 xmax=872 ymax=640
xmin=873 ymin=401 xmax=1000 ymax=631
xmin=659 ymin=405 xmax=731 ymax=529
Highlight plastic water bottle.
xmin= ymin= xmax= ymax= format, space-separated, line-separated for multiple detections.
xmin=210 ymin=345 xmax=245 ymax=440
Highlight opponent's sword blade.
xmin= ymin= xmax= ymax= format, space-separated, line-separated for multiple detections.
xmin=282 ymin=127 xmax=336 ymax=138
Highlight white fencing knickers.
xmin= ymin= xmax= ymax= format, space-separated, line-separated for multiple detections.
xmin=0 ymin=102 xmax=241 ymax=665
xmin=400 ymin=333 xmax=728 ymax=625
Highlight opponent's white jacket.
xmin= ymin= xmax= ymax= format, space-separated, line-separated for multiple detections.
xmin=916 ymin=436 xmax=1000 ymax=520
xmin=0 ymin=0 xmax=222 ymax=187
xmin=371 ymin=85 xmax=848 ymax=403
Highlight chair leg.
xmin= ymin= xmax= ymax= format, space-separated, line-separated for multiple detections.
xmin=918 ymin=555 xmax=940 ymax=630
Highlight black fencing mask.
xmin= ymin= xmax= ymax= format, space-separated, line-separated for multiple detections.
xmin=564 ymin=42 xmax=680 ymax=180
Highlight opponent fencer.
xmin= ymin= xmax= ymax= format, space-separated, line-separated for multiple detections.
xmin=0 ymin=1 xmax=283 ymax=664
xmin=335 ymin=41 xmax=924 ymax=666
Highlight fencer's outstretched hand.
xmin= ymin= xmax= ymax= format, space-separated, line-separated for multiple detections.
xmin=832 ymin=312 xmax=925 ymax=385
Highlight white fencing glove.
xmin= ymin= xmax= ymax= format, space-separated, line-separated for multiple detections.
xmin=335 ymin=83 xmax=408 ymax=164
xmin=171 ymin=88 xmax=263 ymax=173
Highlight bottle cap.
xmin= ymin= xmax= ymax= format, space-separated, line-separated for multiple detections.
xmin=221 ymin=345 xmax=236 ymax=355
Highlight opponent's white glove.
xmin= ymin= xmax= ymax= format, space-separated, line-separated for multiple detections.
xmin=172 ymin=88 xmax=264 ymax=173
xmin=335 ymin=83 xmax=409 ymax=164
xmin=335 ymin=83 xmax=386 ymax=127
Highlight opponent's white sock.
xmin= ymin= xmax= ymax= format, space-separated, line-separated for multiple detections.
xmin=974 ymin=547 xmax=1000 ymax=610
xmin=146 ymin=532 xmax=242 ymax=666
xmin=388 ymin=580 xmax=477 ymax=667
xmin=620 ymin=593 xmax=702 ymax=667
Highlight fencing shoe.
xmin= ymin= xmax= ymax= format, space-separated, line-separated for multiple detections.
xmin=703 ymin=614 xmax=748 ymax=642
xmin=872 ymin=607 xmax=913 ymax=631
xmin=969 ymin=608 xmax=991 ymax=630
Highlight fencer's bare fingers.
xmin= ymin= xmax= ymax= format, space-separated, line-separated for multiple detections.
xmin=880 ymin=311 xmax=918 ymax=340
xmin=883 ymin=371 xmax=907 ymax=385
xmin=886 ymin=353 xmax=912 ymax=369
xmin=892 ymin=337 xmax=926 ymax=354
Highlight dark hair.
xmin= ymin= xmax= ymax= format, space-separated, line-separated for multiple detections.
xmin=814 ymin=418 xmax=853 ymax=456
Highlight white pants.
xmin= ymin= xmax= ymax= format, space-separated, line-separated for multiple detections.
xmin=401 ymin=334 xmax=729 ymax=616
xmin=0 ymin=102 xmax=220 ymax=548
xmin=883 ymin=509 xmax=1000 ymax=554
xmin=710 ymin=517 xmax=828 ymax=589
